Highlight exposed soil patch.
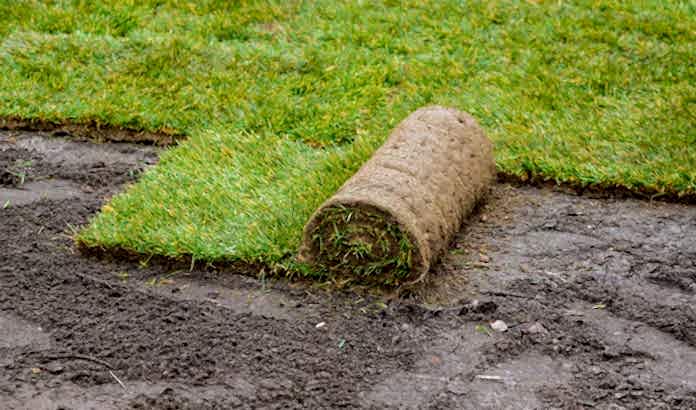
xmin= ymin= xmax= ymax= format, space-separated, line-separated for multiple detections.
xmin=1 ymin=130 xmax=695 ymax=409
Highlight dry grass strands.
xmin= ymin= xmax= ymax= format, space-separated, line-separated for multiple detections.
xmin=300 ymin=106 xmax=495 ymax=286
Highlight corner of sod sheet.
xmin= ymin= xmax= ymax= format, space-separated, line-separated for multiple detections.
xmin=299 ymin=106 xmax=495 ymax=286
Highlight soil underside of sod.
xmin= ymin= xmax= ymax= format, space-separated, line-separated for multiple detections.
xmin=2 ymin=130 xmax=696 ymax=409
xmin=0 ymin=117 xmax=182 ymax=146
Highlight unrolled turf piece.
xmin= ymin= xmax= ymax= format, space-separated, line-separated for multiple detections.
xmin=299 ymin=106 xmax=496 ymax=286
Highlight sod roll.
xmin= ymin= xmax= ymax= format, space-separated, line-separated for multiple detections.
xmin=299 ymin=106 xmax=495 ymax=286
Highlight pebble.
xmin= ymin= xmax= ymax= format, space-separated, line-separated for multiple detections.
xmin=490 ymin=320 xmax=508 ymax=332
xmin=315 ymin=322 xmax=326 ymax=329
xmin=526 ymin=322 xmax=548 ymax=334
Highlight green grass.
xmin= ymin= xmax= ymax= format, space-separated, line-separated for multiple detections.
xmin=1 ymin=0 xmax=694 ymax=274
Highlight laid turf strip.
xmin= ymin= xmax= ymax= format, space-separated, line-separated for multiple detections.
xmin=0 ymin=1 xmax=693 ymax=278
xmin=300 ymin=107 xmax=495 ymax=285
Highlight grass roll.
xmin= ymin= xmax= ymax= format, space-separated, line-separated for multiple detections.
xmin=299 ymin=106 xmax=495 ymax=286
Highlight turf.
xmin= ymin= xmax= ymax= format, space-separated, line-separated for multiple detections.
xmin=303 ymin=205 xmax=416 ymax=285
xmin=1 ymin=0 xmax=694 ymax=273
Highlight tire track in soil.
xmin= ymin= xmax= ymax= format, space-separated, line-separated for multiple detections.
xmin=2 ymin=130 xmax=696 ymax=409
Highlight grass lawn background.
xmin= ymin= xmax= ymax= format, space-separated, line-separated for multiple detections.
xmin=1 ymin=0 xmax=694 ymax=272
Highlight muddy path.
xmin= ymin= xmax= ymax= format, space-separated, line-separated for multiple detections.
xmin=1 ymin=130 xmax=695 ymax=409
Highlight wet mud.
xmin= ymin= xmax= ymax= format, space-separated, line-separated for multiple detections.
xmin=1 ymin=130 xmax=695 ymax=409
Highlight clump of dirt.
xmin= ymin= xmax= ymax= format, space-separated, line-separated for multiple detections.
xmin=2 ymin=129 xmax=695 ymax=409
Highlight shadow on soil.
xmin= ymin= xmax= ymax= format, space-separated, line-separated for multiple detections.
xmin=1 ymin=130 xmax=695 ymax=409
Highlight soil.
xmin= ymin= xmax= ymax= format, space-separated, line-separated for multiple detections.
xmin=1 ymin=130 xmax=695 ymax=409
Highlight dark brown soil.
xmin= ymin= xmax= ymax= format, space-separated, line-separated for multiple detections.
xmin=2 ymin=130 xmax=695 ymax=409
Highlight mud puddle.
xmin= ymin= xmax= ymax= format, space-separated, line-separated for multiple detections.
xmin=2 ymin=130 xmax=696 ymax=409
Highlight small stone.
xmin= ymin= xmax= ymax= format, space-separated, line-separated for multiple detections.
xmin=490 ymin=320 xmax=508 ymax=332
xmin=526 ymin=322 xmax=548 ymax=334
xmin=479 ymin=254 xmax=490 ymax=263
xmin=315 ymin=322 xmax=326 ymax=329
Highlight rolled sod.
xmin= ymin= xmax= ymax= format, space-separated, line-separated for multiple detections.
xmin=299 ymin=106 xmax=495 ymax=286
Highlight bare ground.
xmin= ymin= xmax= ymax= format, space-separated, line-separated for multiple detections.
xmin=1 ymin=130 xmax=695 ymax=409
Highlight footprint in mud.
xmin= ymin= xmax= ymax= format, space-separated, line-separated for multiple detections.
xmin=366 ymin=324 xmax=572 ymax=409
xmin=577 ymin=303 xmax=696 ymax=391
